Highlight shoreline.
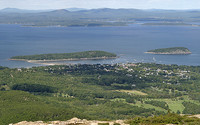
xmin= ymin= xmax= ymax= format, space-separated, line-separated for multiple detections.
xmin=9 ymin=57 xmax=118 ymax=65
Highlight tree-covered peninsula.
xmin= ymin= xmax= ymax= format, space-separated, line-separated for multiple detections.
xmin=10 ymin=51 xmax=117 ymax=61
xmin=145 ymin=47 xmax=192 ymax=55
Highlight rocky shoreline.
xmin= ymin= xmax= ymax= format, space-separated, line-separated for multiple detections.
xmin=9 ymin=117 xmax=129 ymax=125
xmin=9 ymin=57 xmax=118 ymax=65
xmin=10 ymin=115 xmax=200 ymax=125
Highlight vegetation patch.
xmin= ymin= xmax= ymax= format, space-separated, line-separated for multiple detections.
xmin=145 ymin=100 xmax=169 ymax=110
xmin=132 ymin=101 xmax=167 ymax=113
xmin=116 ymin=90 xmax=148 ymax=96
xmin=164 ymin=99 xmax=185 ymax=113
xmin=128 ymin=113 xmax=200 ymax=125
xmin=98 ymin=123 xmax=109 ymax=125
xmin=12 ymin=83 xmax=57 ymax=93
xmin=182 ymin=101 xmax=200 ymax=114
xmin=116 ymin=89 xmax=147 ymax=96
xmin=0 ymin=91 xmax=86 ymax=125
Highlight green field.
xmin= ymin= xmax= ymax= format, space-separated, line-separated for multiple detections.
xmin=116 ymin=90 xmax=148 ymax=96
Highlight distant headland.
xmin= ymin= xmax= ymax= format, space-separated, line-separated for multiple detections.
xmin=10 ymin=51 xmax=117 ymax=63
xmin=145 ymin=47 xmax=192 ymax=55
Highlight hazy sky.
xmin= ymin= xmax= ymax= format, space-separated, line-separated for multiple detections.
xmin=0 ymin=0 xmax=200 ymax=10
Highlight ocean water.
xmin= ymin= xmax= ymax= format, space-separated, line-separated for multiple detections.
xmin=0 ymin=24 xmax=200 ymax=68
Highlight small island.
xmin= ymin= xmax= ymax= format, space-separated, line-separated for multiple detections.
xmin=142 ymin=22 xmax=200 ymax=27
xmin=10 ymin=51 xmax=117 ymax=62
xmin=145 ymin=47 xmax=192 ymax=55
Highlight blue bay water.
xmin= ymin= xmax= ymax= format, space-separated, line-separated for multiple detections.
xmin=0 ymin=24 xmax=200 ymax=68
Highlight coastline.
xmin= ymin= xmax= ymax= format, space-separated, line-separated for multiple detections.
xmin=9 ymin=56 xmax=118 ymax=65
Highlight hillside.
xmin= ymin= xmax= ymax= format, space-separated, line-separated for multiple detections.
xmin=1 ymin=63 xmax=200 ymax=124
xmin=146 ymin=47 xmax=192 ymax=54
xmin=10 ymin=51 xmax=117 ymax=61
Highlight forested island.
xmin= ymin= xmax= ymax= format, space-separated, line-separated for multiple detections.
xmin=10 ymin=51 xmax=117 ymax=61
xmin=145 ymin=47 xmax=192 ymax=55
xmin=142 ymin=22 xmax=200 ymax=27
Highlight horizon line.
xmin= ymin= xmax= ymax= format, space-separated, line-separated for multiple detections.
xmin=1 ymin=7 xmax=200 ymax=11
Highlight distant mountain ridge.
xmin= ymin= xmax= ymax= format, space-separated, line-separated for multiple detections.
xmin=1 ymin=8 xmax=200 ymax=13
xmin=0 ymin=8 xmax=53 ymax=13
xmin=0 ymin=8 xmax=87 ymax=13
xmin=0 ymin=8 xmax=200 ymax=27
xmin=66 ymin=8 xmax=87 ymax=12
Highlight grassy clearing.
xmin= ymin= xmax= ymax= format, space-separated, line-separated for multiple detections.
xmin=161 ymin=98 xmax=200 ymax=113
xmin=132 ymin=101 xmax=167 ymax=112
xmin=116 ymin=90 xmax=148 ymax=96
xmin=140 ymin=98 xmax=185 ymax=113
xmin=111 ymin=98 xmax=126 ymax=102
xmin=142 ymin=97 xmax=200 ymax=113
xmin=165 ymin=99 xmax=185 ymax=113
xmin=111 ymin=93 xmax=200 ymax=114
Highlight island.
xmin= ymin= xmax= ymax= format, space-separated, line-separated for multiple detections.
xmin=145 ymin=47 xmax=192 ymax=55
xmin=142 ymin=22 xmax=200 ymax=27
xmin=10 ymin=51 xmax=117 ymax=63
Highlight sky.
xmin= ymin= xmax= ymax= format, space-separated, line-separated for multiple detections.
xmin=0 ymin=0 xmax=200 ymax=10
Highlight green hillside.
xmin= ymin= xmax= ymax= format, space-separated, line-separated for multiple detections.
xmin=1 ymin=63 xmax=200 ymax=124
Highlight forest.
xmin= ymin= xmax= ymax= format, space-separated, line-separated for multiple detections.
xmin=1 ymin=63 xmax=200 ymax=124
